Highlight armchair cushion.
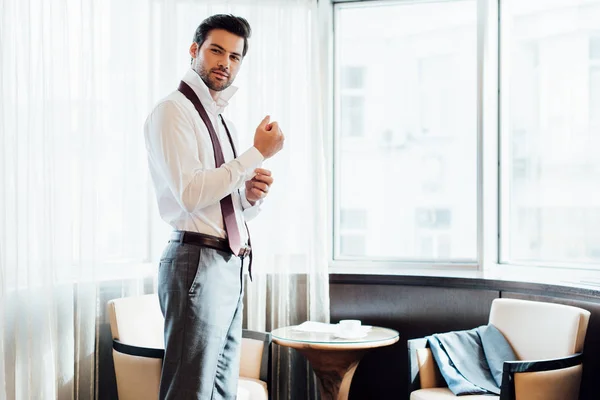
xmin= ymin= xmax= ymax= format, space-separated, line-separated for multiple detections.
xmin=410 ymin=388 xmax=499 ymax=400
xmin=238 ymin=377 xmax=268 ymax=400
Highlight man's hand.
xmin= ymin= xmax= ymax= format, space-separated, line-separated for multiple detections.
xmin=254 ymin=116 xmax=284 ymax=159
xmin=245 ymin=168 xmax=274 ymax=205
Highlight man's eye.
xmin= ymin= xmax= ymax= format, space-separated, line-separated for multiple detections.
xmin=211 ymin=49 xmax=220 ymax=54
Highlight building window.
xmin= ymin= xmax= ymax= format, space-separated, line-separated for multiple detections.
xmin=415 ymin=208 xmax=452 ymax=229
xmin=340 ymin=66 xmax=366 ymax=138
xmin=339 ymin=208 xmax=367 ymax=257
xmin=340 ymin=96 xmax=365 ymax=138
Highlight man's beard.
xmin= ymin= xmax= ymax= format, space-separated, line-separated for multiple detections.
xmin=197 ymin=65 xmax=232 ymax=92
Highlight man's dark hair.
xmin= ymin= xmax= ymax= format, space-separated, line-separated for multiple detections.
xmin=193 ymin=14 xmax=252 ymax=57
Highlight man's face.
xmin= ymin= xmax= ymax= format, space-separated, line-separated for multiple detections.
xmin=190 ymin=29 xmax=245 ymax=93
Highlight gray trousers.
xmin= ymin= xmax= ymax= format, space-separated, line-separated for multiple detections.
xmin=157 ymin=240 xmax=244 ymax=400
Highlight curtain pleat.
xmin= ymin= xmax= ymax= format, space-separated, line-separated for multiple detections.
xmin=1 ymin=1 xmax=329 ymax=399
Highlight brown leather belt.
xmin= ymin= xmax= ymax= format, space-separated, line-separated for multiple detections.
xmin=169 ymin=230 xmax=251 ymax=258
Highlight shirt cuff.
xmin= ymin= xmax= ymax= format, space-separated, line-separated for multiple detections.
xmin=240 ymin=189 xmax=263 ymax=221
xmin=237 ymin=146 xmax=264 ymax=181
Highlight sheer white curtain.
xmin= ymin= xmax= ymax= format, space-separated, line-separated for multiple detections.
xmin=1 ymin=0 xmax=329 ymax=399
xmin=0 ymin=0 xmax=158 ymax=399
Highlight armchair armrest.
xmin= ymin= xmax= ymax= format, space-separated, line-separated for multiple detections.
xmin=242 ymin=329 xmax=272 ymax=385
xmin=111 ymin=339 xmax=164 ymax=400
xmin=500 ymin=353 xmax=583 ymax=400
xmin=408 ymin=338 xmax=428 ymax=394
xmin=408 ymin=338 xmax=445 ymax=396
xmin=502 ymin=352 xmax=582 ymax=374
xmin=113 ymin=339 xmax=165 ymax=359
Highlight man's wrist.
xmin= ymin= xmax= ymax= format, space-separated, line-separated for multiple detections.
xmin=242 ymin=188 xmax=257 ymax=208
xmin=254 ymin=145 xmax=270 ymax=160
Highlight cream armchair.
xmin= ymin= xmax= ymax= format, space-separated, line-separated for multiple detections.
xmin=408 ymin=298 xmax=590 ymax=400
xmin=107 ymin=294 xmax=271 ymax=400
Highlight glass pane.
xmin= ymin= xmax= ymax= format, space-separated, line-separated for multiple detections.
xmin=340 ymin=96 xmax=365 ymax=137
xmin=501 ymin=0 xmax=600 ymax=266
xmin=335 ymin=1 xmax=478 ymax=260
xmin=341 ymin=66 xmax=365 ymax=89
xmin=340 ymin=235 xmax=366 ymax=257
xmin=591 ymin=66 xmax=600 ymax=127
xmin=340 ymin=209 xmax=368 ymax=230
xmin=591 ymin=36 xmax=600 ymax=60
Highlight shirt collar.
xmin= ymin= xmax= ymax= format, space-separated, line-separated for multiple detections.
xmin=181 ymin=68 xmax=238 ymax=114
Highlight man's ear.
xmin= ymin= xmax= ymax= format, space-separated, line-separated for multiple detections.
xmin=189 ymin=42 xmax=199 ymax=59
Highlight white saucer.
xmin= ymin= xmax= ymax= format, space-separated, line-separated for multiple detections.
xmin=335 ymin=331 xmax=368 ymax=339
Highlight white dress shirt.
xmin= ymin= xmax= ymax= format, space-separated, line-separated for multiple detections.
xmin=144 ymin=69 xmax=264 ymax=243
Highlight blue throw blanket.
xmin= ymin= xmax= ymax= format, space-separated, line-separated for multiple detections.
xmin=426 ymin=324 xmax=517 ymax=396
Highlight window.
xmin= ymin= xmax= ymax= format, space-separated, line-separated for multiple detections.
xmin=340 ymin=96 xmax=365 ymax=138
xmin=500 ymin=0 xmax=600 ymax=266
xmin=341 ymin=66 xmax=365 ymax=89
xmin=340 ymin=209 xmax=368 ymax=230
xmin=415 ymin=208 xmax=452 ymax=259
xmin=340 ymin=66 xmax=366 ymax=137
xmin=334 ymin=0 xmax=478 ymax=261
xmin=415 ymin=209 xmax=452 ymax=229
xmin=339 ymin=208 xmax=367 ymax=257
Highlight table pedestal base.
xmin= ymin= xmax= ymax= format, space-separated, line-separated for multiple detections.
xmin=297 ymin=348 xmax=366 ymax=400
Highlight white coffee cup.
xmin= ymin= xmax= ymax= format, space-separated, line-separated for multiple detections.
xmin=338 ymin=319 xmax=362 ymax=336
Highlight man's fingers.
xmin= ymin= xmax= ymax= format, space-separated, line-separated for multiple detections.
xmin=260 ymin=115 xmax=271 ymax=129
xmin=254 ymin=168 xmax=271 ymax=176
xmin=252 ymin=174 xmax=274 ymax=185
xmin=246 ymin=167 xmax=273 ymax=199
xmin=251 ymin=182 xmax=269 ymax=193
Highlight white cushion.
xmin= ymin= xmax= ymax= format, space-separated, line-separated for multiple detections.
xmin=237 ymin=385 xmax=250 ymax=400
xmin=238 ymin=377 xmax=268 ymax=400
xmin=410 ymin=388 xmax=499 ymax=400
xmin=489 ymin=299 xmax=590 ymax=360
